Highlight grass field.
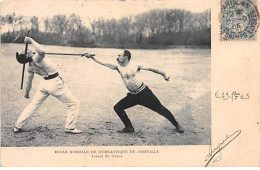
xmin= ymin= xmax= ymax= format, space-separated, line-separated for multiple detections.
xmin=1 ymin=43 xmax=211 ymax=146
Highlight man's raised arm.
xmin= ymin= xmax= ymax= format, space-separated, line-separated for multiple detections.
xmin=24 ymin=37 xmax=45 ymax=62
xmin=83 ymin=54 xmax=118 ymax=70
xmin=138 ymin=65 xmax=170 ymax=81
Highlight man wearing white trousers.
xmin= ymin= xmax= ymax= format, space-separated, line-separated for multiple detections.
xmin=14 ymin=36 xmax=81 ymax=134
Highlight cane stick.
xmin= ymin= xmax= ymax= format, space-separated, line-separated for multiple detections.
xmin=32 ymin=52 xmax=95 ymax=56
xmin=20 ymin=30 xmax=30 ymax=89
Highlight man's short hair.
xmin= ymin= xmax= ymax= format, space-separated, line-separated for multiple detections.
xmin=16 ymin=51 xmax=32 ymax=64
xmin=123 ymin=50 xmax=131 ymax=61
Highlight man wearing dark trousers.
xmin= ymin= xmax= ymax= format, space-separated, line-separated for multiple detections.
xmin=83 ymin=50 xmax=184 ymax=133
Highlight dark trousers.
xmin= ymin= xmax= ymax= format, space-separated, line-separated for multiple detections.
xmin=114 ymin=86 xmax=179 ymax=128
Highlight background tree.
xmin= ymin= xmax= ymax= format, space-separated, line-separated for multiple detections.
xmin=1 ymin=9 xmax=211 ymax=48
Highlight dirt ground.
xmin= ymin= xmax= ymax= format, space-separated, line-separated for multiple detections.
xmin=1 ymin=44 xmax=211 ymax=146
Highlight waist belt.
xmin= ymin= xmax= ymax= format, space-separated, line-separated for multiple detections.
xmin=129 ymin=83 xmax=147 ymax=94
xmin=44 ymin=72 xmax=59 ymax=80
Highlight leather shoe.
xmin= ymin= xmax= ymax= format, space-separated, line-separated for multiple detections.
xmin=117 ymin=126 xmax=134 ymax=133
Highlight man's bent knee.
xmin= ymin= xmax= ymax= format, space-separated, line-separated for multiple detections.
xmin=73 ymin=98 xmax=80 ymax=109
xmin=114 ymin=104 xmax=123 ymax=113
xmin=67 ymin=97 xmax=80 ymax=109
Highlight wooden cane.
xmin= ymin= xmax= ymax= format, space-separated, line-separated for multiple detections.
xmin=32 ymin=52 xmax=95 ymax=57
xmin=20 ymin=30 xmax=30 ymax=89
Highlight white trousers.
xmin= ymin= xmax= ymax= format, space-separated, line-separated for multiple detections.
xmin=15 ymin=76 xmax=80 ymax=130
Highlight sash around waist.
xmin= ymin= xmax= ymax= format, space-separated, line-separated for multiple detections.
xmin=43 ymin=72 xmax=59 ymax=80
xmin=129 ymin=83 xmax=147 ymax=94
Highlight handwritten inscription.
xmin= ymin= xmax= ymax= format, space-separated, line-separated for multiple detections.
xmin=205 ymin=130 xmax=241 ymax=167
xmin=215 ymin=91 xmax=249 ymax=102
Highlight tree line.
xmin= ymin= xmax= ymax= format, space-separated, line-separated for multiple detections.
xmin=1 ymin=9 xmax=211 ymax=48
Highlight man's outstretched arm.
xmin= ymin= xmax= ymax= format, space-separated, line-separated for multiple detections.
xmin=83 ymin=54 xmax=118 ymax=70
xmin=138 ymin=65 xmax=170 ymax=81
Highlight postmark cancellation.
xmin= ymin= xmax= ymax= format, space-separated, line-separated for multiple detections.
xmin=221 ymin=0 xmax=259 ymax=40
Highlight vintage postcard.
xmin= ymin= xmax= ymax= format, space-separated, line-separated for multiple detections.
xmin=0 ymin=0 xmax=259 ymax=167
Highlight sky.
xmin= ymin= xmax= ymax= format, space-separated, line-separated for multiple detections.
xmin=1 ymin=0 xmax=211 ymax=19
xmin=0 ymin=0 xmax=211 ymax=32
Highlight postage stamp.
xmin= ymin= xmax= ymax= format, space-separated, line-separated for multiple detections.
xmin=221 ymin=0 xmax=259 ymax=40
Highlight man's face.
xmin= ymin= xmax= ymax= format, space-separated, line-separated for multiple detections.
xmin=27 ymin=50 xmax=33 ymax=57
xmin=18 ymin=49 xmax=33 ymax=57
xmin=117 ymin=52 xmax=128 ymax=63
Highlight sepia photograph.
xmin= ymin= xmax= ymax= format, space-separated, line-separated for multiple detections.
xmin=1 ymin=0 xmax=259 ymax=168
xmin=1 ymin=0 xmax=211 ymax=147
